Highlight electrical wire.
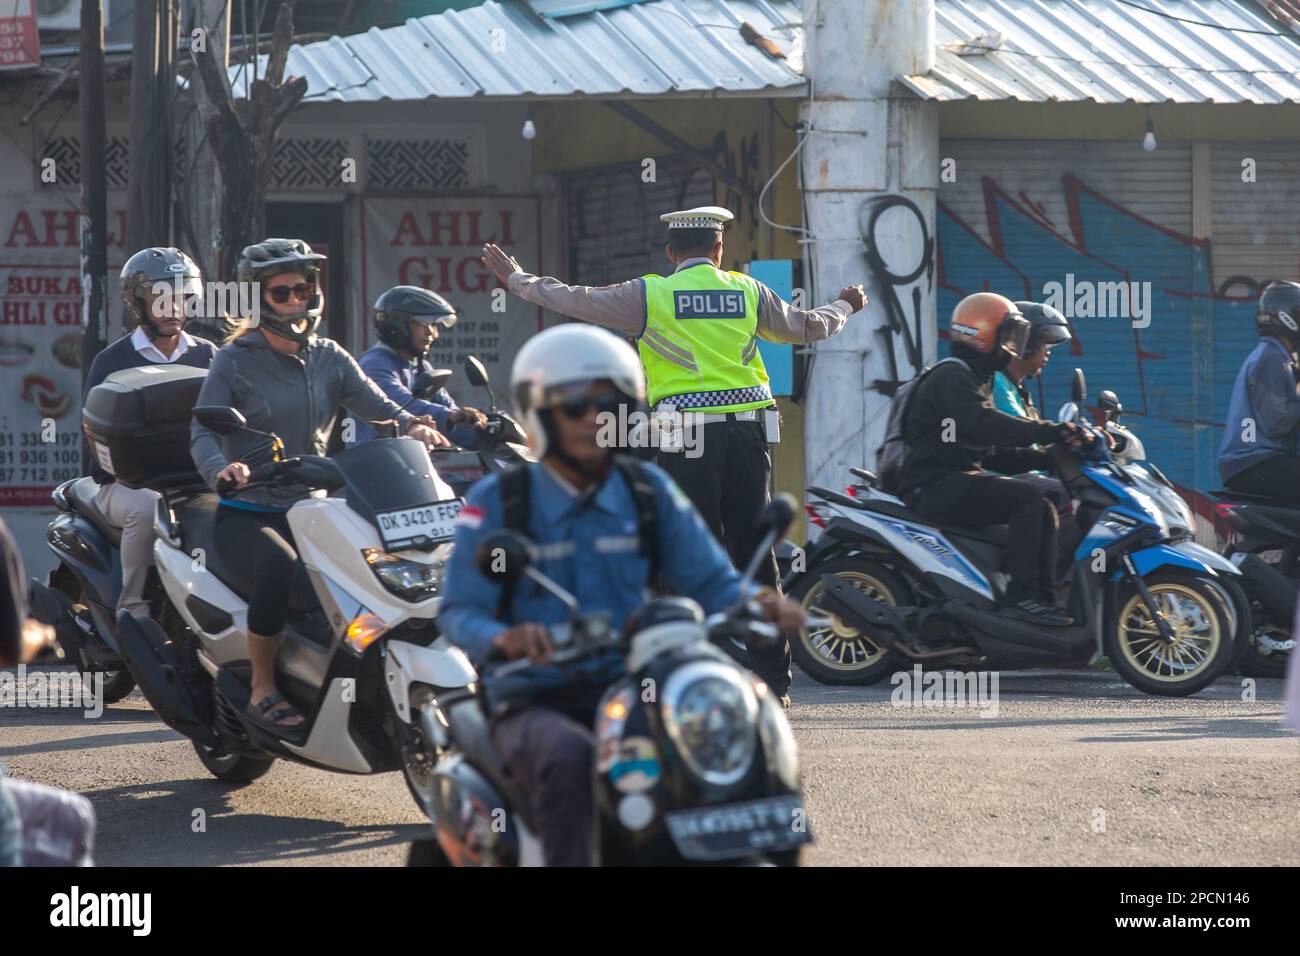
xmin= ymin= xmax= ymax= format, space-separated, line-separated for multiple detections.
xmin=1112 ymin=0 xmax=1300 ymax=37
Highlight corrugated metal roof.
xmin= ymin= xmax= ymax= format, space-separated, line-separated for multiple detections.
xmin=903 ymin=0 xmax=1300 ymax=104
xmin=229 ymin=0 xmax=804 ymax=102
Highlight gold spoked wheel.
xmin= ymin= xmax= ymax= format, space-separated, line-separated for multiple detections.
xmin=799 ymin=571 xmax=895 ymax=673
xmin=1116 ymin=582 xmax=1222 ymax=683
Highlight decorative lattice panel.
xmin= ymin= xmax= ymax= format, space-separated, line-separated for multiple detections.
xmin=272 ymin=136 xmax=352 ymax=189
xmin=365 ymin=138 xmax=471 ymax=190
xmin=39 ymin=135 xmax=131 ymax=188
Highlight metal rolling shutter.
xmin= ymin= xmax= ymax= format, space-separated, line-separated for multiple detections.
xmin=937 ymin=140 xmax=1230 ymax=508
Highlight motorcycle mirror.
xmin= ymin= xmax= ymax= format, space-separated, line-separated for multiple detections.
xmin=1071 ymin=368 xmax=1086 ymax=404
xmin=193 ymin=405 xmax=247 ymax=435
xmin=475 ymin=529 xmax=534 ymax=584
xmin=758 ymin=493 xmax=797 ymax=539
xmin=464 ymin=356 xmax=489 ymax=388
xmin=412 ymin=368 xmax=453 ymax=400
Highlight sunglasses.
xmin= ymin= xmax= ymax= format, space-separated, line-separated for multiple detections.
xmin=555 ymin=394 xmax=625 ymax=420
xmin=266 ymin=281 xmax=316 ymax=304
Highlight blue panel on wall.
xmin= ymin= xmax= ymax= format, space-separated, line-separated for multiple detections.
xmin=748 ymin=259 xmax=794 ymax=396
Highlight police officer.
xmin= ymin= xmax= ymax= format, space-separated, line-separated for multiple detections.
xmin=481 ymin=206 xmax=865 ymax=706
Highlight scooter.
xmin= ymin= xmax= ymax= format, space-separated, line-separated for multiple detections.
xmin=1214 ymin=493 xmax=1300 ymax=679
xmin=1093 ymin=388 xmax=1262 ymax=676
xmin=426 ymin=355 xmax=533 ymax=498
xmin=411 ymin=497 xmax=810 ymax=866
xmin=112 ymin=405 xmax=476 ymax=812
xmin=27 ymin=478 xmax=139 ymax=703
xmin=787 ymin=369 xmax=1242 ymax=697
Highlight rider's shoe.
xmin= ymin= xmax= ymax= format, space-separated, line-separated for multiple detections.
xmin=1002 ymin=593 xmax=1074 ymax=627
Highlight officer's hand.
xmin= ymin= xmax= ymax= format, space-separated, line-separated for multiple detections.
xmin=491 ymin=623 xmax=553 ymax=665
xmin=452 ymin=406 xmax=488 ymax=429
xmin=482 ymin=244 xmax=524 ymax=285
xmin=755 ymin=589 xmax=805 ymax=634
xmin=838 ymin=285 xmax=868 ymax=313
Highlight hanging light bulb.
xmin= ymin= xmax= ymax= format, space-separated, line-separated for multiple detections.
xmin=1142 ymin=118 xmax=1156 ymax=152
xmin=521 ymin=107 xmax=536 ymax=141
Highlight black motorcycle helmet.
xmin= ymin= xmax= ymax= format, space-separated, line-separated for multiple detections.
xmin=1257 ymin=281 xmax=1300 ymax=341
xmin=1013 ymin=301 xmax=1073 ymax=355
xmin=236 ymin=238 xmax=327 ymax=344
xmin=374 ymin=285 xmax=458 ymax=358
xmin=119 ymin=247 xmax=202 ymax=340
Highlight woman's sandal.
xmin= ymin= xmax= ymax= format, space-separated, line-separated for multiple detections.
xmin=247 ymin=692 xmax=305 ymax=733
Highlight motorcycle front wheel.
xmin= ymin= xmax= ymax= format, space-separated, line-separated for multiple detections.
xmin=1106 ymin=572 xmax=1235 ymax=696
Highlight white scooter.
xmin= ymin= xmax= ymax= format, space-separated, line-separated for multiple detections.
xmin=113 ymin=404 xmax=476 ymax=813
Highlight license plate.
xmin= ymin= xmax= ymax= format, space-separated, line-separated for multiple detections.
xmin=375 ymin=499 xmax=462 ymax=549
xmin=664 ymin=794 xmax=811 ymax=862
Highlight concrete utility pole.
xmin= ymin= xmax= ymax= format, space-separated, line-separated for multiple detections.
xmin=79 ymin=0 xmax=108 ymax=400
xmin=182 ymin=0 xmax=230 ymax=279
xmin=800 ymin=0 xmax=938 ymax=489
xmin=127 ymin=0 xmax=176 ymax=252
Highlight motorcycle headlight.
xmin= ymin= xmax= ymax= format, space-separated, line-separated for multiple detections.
xmin=362 ymin=543 xmax=452 ymax=601
xmin=662 ymin=662 xmax=759 ymax=787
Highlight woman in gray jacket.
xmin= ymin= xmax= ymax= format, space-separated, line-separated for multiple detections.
xmin=190 ymin=239 xmax=446 ymax=732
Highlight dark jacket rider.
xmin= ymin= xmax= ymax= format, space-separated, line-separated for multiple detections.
xmin=896 ymin=292 xmax=1089 ymax=626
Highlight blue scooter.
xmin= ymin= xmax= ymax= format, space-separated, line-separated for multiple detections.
xmin=788 ymin=369 xmax=1242 ymax=696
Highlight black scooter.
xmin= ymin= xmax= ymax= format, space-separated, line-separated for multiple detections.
xmin=410 ymin=496 xmax=810 ymax=866
xmin=409 ymin=355 xmax=533 ymax=497
xmin=27 ymin=478 xmax=140 ymax=703
xmin=1214 ymin=494 xmax=1299 ymax=677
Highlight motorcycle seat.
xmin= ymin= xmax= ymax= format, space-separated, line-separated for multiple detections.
xmin=67 ymin=476 xmax=123 ymax=548
xmin=174 ymin=494 xmax=316 ymax=615
xmin=851 ymin=497 xmax=1010 ymax=546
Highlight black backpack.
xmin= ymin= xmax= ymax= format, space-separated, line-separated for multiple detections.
xmin=875 ymin=357 xmax=969 ymax=494
xmin=495 ymin=456 xmax=661 ymax=614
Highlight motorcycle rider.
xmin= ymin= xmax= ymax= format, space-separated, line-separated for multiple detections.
xmin=992 ymin=302 xmax=1070 ymax=420
xmin=349 ymin=285 xmax=488 ymax=448
xmin=895 ymin=292 xmax=1090 ymax=626
xmin=1219 ymin=281 xmax=1300 ymax=502
xmin=992 ymin=301 xmax=1078 ymax=582
xmin=437 ymin=323 xmax=804 ymax=866
xmin=85 ymin=248 xmax=218 ymax=616
xmin=190 ymin=238 xmax=448 ymax=732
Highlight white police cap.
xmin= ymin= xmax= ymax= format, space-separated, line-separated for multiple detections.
xmin=660 ymin=206 xmax=735 ymax=230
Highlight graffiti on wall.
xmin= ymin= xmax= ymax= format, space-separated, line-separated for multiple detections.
xmin=936 ymin=173 xmax=1272 ymax=501
xmin=860 ymin=194 xmax=935 ymax=396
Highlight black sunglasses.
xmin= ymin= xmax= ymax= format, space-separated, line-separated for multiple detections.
xmin=266 ymin=281 xmax=316 ymax=304
xmin=555 ymin=394 xmax=626 ymax=420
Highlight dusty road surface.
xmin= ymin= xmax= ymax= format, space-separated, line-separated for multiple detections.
xmin=3 ymin=664 xmax=1296 ymax=866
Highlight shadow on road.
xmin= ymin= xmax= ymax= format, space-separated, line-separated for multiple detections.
xmin=83 ymin=777 xmax=424 ymax=866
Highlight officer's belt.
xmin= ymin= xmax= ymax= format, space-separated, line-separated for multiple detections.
xmin=653 ymin=407 xmax=771 ymax=425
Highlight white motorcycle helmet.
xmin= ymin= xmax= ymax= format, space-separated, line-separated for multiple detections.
xmin=511 ymin=323 xmax=646 ymax=458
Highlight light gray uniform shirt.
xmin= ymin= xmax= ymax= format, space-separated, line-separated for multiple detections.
xmin=507 ymin=257 xmax=852 ymax=344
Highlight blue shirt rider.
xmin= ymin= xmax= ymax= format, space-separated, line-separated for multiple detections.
xmin=1218 ymin=280 xmax=1300 ymax=501
xmin=437 ymin=323 xmax=803 ymax=866
xmin=349 ymin=285 xmax=486 ymax=448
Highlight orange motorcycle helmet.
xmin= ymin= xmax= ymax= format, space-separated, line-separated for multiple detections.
xmin=949 ymin=292 xmax=1031 ymax=358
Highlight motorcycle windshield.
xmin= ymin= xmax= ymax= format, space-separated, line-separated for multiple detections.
xmin=332 ymin=438 xmax=456 ymax=523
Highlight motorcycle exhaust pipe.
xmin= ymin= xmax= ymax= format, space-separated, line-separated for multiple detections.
xmin=1234 ymin=553 xmax=1299 ymax=623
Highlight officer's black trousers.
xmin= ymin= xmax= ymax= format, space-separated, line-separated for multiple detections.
xmin=656 ymin=417 xmax=792 ymax=695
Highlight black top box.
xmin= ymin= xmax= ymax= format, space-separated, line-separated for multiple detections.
xmin=82 ymin=364 xmax=208 ymax=488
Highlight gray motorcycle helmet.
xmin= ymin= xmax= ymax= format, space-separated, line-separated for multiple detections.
xmin=119 ymin=247 xmax=203 ymax=340
xmin=237 ymin=238 xmax=328 ymax=344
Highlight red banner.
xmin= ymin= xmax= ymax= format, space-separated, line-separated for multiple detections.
xmin=0 ymin=2 xmax=40 ymax=72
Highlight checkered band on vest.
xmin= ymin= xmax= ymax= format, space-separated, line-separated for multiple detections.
xmin=655 ymin=384 xmax=774 ymax=411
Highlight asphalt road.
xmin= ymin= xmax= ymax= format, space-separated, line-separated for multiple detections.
xmin=2 ymin=665 xmax=1296 ymax=866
